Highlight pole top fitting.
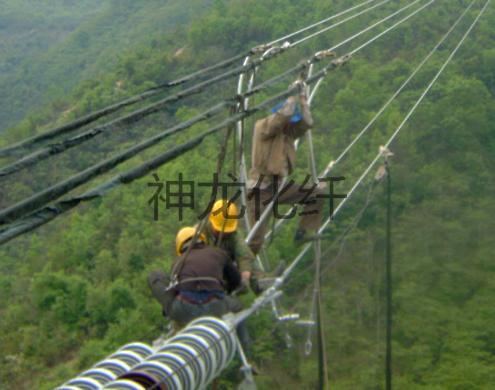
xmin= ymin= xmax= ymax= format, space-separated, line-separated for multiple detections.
xmin=251 ymin=43 xmax=272 ymax=54
xmin=379 ymin=145 xmax=394 ymax=158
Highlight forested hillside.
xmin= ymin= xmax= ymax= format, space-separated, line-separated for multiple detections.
xmin=0 ymin=0 xmax=212 ymax=132
xmin=0 ymin=0 xmax=494 ymax=389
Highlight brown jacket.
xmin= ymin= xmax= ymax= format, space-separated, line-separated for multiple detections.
xmin=171 ymin=243 xmax=241 ymax=292
xmin=248 ymin=96 xmax=313 ymax=188
xmin=203 ymin=222 xmax=254 ymax=273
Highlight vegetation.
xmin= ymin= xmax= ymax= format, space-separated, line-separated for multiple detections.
xmin=0 ymin=0 xmax=494 ymax=388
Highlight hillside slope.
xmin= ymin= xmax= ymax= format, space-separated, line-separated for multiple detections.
xmin=0 ymin=0 xmax=211 ymax=132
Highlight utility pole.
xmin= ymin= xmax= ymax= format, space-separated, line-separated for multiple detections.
xmin=376 ymin=146 xmax=393 ymax=390
xmin=385 ymin=157 xmax=392 ymax=390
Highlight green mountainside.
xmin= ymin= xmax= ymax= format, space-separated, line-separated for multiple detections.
xmin=0 ymin=1 xmax=494 ymax=389
xmin=0 ymin=0 xmax=211 ymax=132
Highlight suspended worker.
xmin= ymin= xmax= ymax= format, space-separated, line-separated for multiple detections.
xmin=247 ymin=83 xmax=325 ymax=255
xmin=148 ymin=225 xmax=254 ymax=360
xmin=168 ymin=226 xmax=245 ymax=325
xmin=147 ymin=199 xmax=261 ymax=322
xmin=147 ymin=226 xmax=242 ymax=322
xmin=203 ymin=199 xmax=255 ymax=293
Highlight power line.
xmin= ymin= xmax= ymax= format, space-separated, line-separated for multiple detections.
xmin=267 ymin=0 xmax=379 ymax=46
xmin=291 ymin=0 xmax=392 ymax=46
xmin=0 ymin=0 xmax=432 ymax=225
xmin=256 ymin=0 xmax=436 ymax=244
xmin=0 ymin=0 xmax=392 ymax=178
xmin=0 ymin=0 xmax=388 ymax=158
xmin=0 ymin=53 xmax=247 ymax=158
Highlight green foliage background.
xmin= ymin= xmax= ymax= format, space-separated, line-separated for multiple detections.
xmin=0 ymin=0 xmax=494 ymax=388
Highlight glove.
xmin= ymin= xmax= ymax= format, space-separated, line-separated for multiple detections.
xmin=233 ymin=278 xmax=250 ymax=296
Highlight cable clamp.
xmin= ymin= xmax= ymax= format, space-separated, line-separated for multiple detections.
xmin=304 ymin=339 xmax=313 ymax=356
xmin=281 ymin=41 xmax=291 ymax=49
xmin=314 ymin=50 xmax=336 ymax=61
xmin=295 ymin=319 xmax=316 ymax=327
xmin=251 ymin=43 xmax=272 ymax=54
xmin=332 ymin=53 xmax=352 ymax=67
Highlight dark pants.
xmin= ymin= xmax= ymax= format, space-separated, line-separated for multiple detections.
xmin=169 ymin=295 xmax=251 ymax=354
xmin=247 ymin=180 xmax=325 ymax=254
xmin=169 ymin=294 xmax=242 ymax=326
xmin=148 ymin=271 xmax=251 ymax=352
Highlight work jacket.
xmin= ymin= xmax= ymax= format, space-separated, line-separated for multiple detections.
xmin=248 ymin=96 xmax=313 ymax=188
xmin=203 ymin=222 xmax=254 ymax=274
xmin=171 ymin=242 xmax=241 ymax=293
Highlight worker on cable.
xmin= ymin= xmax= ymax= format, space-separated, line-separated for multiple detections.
xmin=147 ymin=226 xmax=242 ymax=321
xmin=203 ymin=199 xmax=284 ymax=294
xmin=169 ymin=226 xmax=244 ymax=323
xmin=157 ymin=226 xmax=250 ymax=350
xmin=247 ymin=82 xmax=325 ymax=255
xmin=147 ymin=200 xmax=256 ymax=322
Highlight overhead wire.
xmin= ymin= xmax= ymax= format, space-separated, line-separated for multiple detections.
xmin=0 ymin=0 xmax=391 ymax=159
xmin=291 ymin=0 xmax=393 ymax=46
xmin=233 ymin=0 xmax=490 ymax=336
xmin=265 ymin=0 xmax=475 ymax=242
xmin=250 ymin=0 xmax=436 ymax=245
xmin=0 ymin=53 xmax=247 ymax=158
xmin=267 ymin=0 xmax=379 ymax=46
xmin=0 ymin=0 xmax=431 ymax=225
xmin=0 ymin=0 xmax=438 ymax=241
xmin=0 ymin=0 xmax=400 ymax=178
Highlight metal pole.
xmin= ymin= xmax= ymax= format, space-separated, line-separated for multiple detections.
xmin=385 ymin=159 xmax=392 ymax=390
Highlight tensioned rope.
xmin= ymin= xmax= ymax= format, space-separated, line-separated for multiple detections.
xmin=0 ymin=0 xmax=388 ymax=159
xmin=0 ymin=0 xmax=431 ymax=226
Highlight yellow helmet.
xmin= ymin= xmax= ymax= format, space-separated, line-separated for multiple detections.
xmin=209 ymin=199 xmax=239 ymax=234
xmin=175 ymin=226 xmax=206 ymax=255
